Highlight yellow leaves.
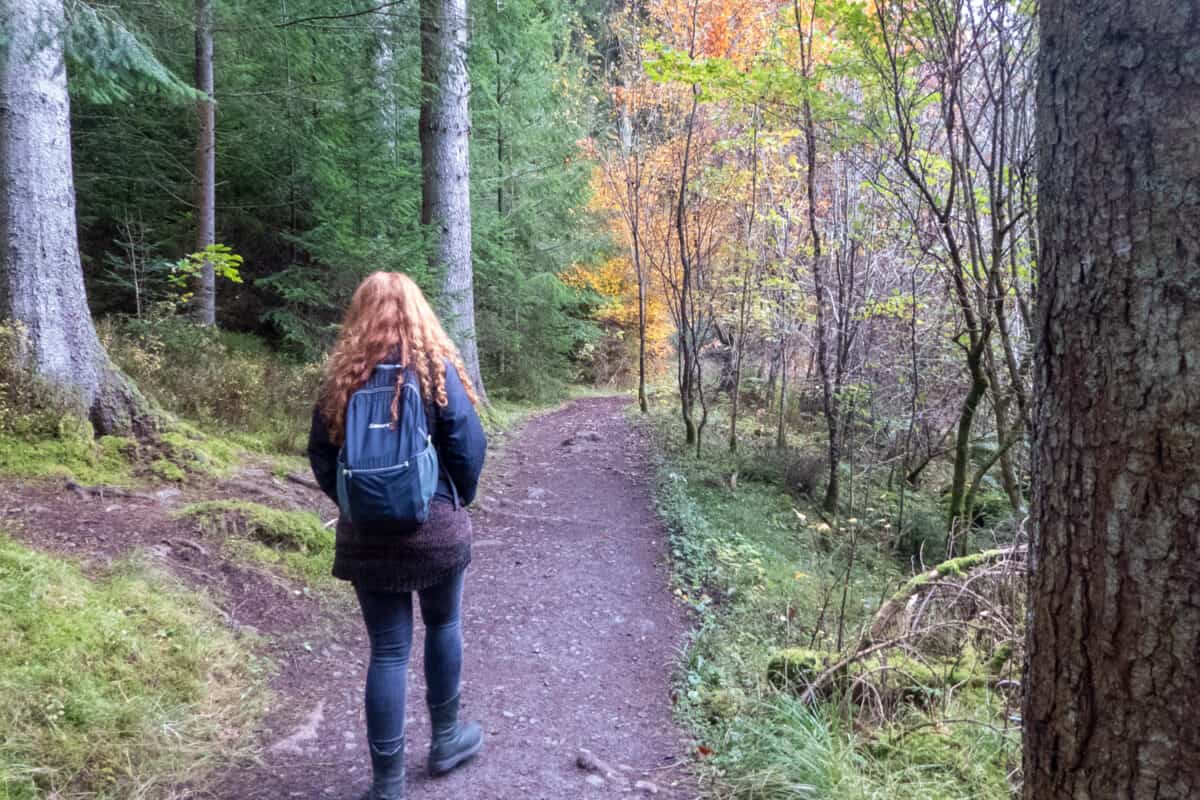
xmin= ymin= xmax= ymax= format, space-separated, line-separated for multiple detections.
xmin=560 ymin=258 xmax=673 ymax=364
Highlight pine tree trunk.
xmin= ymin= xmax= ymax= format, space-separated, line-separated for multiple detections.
xmin=1024 ymin=1 xmax=1200 ymax=796
xmin=420 ymin=0 xmax=486 ymax=401
xmin=0 ymin=0 xmax=151 ymax=435
xmin=193 ymin=0 xmax=216 ymax=326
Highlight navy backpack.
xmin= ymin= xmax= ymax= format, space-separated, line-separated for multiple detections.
xmin=336 ymin=363 xmax=439 ymax=527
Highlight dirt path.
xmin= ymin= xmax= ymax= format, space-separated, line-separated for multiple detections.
xmin=216 ymin=395 xmax=694 ymax=799
xmin=2 ymin=397 xmax=695 ymax=799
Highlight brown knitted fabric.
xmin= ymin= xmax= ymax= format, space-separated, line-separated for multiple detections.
xmin=332 ymin=500 xmax=472 ymax=592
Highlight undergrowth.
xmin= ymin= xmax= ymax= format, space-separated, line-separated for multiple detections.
xmin=644 ymin=398 xmax=1019 ymax=800
xmin=100 ymin=316 xmax=320 ymax=455
xmin=0 ymin=535 xmax=265 ymax=799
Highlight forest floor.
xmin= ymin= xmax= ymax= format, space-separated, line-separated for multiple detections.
xmin=0 ymin=396 xmax=696 ymax=800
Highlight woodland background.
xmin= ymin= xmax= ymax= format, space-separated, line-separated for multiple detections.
xmin=2 ymin=0 xmax=1195 ymax=798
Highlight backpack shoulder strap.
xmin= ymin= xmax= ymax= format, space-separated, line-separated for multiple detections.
xmin=417 ymin=370 xmax=462 ymax=510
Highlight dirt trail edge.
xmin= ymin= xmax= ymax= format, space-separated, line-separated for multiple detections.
xmin=217 ymin=395 xmax=696 ymax=799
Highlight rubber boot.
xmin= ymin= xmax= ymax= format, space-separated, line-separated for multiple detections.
xmin=427 ymin=695 xmax=483 ymax=776
xmin=360 ymin=737 xmax=406 ymax=800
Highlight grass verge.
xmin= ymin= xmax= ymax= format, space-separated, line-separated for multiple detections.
xmin=0 ymin=535 xmax=266 ymax=799
xmin=642 ymin=401 xmax=1018 ymax=800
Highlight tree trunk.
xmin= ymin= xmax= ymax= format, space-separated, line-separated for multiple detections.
xmin=674 ymin=86 xmax=699 ymax=447
xmin=0 ymin=0 xmax=151 ymax=435
xmin=945 ymin=345 xmax=987 ymax=556
xmin=635 ymin=241 xmax=647 ymax=413
xmin=420 ymin=0 xmax=486 ymax=401
xmin=193 ymin=0 xmax=216 ymax=326
xmin=775 ymin=342 xmax=788 ymax=449
xmin=729 ymin=111 xmax=759 ymax=453
xmin=1024 ymin=1 xmax=1200 ymax=796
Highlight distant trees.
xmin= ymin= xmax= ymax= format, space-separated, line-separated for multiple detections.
xmin=577 ymin=0 xmax=1039 ymax=553
xmin=34 ymin=0 xmax=598 ymax=399
xmin=1023 ymin=0 xmax=1200 ymax=795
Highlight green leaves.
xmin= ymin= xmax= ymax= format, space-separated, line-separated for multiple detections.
xmin=169 ymin=244 xmax=244 ymax=304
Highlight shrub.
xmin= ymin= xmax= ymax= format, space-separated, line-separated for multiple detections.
xmin=734 ymin=447 xmax=826 ymax=500
xmin=783 ymin=451 xmax=827 ymax=499
xmin=101 ymin=316 xmax=320 ymax=453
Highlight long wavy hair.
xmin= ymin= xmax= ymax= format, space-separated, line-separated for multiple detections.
xmin=318 ymin=271 xmax=478 ymax=445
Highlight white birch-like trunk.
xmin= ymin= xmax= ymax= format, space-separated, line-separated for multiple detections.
xmin=419 ymin=0 xmax=486 ymax=400
xmin=0 ymin=0 xmax=148 ymax=434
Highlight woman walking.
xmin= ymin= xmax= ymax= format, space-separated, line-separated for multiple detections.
xmin=307 ymin=271 xmax=487 ymax=800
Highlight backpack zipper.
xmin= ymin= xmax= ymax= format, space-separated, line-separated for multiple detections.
xmin=343 ymin=460 xmax=411 ymax=479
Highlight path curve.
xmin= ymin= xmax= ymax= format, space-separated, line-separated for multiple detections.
xmin=218 ymin=396 xmax=694 ymax=799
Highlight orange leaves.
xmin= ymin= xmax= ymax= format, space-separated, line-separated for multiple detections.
xmin=650 ymin=0 xmax=783 ymax=63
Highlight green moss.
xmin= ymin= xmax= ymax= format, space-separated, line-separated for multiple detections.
xmin=159 ymin=425 xmax=241 ymax=478
xmin=699 ymin=687 xmax=747 ymax=721
xmin=103 ymin=320 xmax=318 ymax=456
xmin=867 ymin=705 xmax=1017 ymax=799
xmin=767 ymin=647 xmax=986 ymax=701
xmin=887 ymin=549 xmax=1011 ymax=605
xmin=934 ymin=549 xmax=1004 ymax=578
xmin=987 ymin=642 xmax=1014 ymax=675
xmin=767 ymin=648 xmax=828 ymax=689
xmin=644 ymin=400 xmax=1015 ymax=800
xmin=0 ymin=534 xmax=265 ymax=797
xmin=149 ymin=458 xmax=186 ymax=483
xmin=176 ymin=501 xmax=335 ymax=587
xmin=97 ymin=435 xmax=138 ymax=459
xmin=0 ymin=426 xmax=136 ymax=487
xmin=270 ymin=455 xmax=309 ymax=480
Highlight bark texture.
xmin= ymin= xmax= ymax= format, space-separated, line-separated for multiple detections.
xmin=0 ymin=0 xmax=149 ymax=434
xmin=193 ymin=0 xmax=216 ymax=325
xmin=1025 ymin=1 xmax=1200 ymax=797
xmin=419 ymin=0 xmax=485 ymax=400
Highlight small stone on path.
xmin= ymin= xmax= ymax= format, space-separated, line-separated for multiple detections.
xmin=269 ymin=700 xmax=325 ymax=755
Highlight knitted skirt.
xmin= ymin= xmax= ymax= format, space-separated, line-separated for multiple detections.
xmin=331 ymin=500 xmax=472 ymax=592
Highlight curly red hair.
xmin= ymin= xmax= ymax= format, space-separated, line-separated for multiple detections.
xmin=318 ymin=271 xmax=478 ymax=445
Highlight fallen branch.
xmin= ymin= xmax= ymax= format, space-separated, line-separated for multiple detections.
xmin=64 ymin=480 xmax=144 ymax=500
xmin=576 ymin=747 xmax=627 ymax=784
xmin=284 ymin=472 xmax=323 ymax=492
xmin=798 ymin=620 xmax=984 ymax=705
xmin=162 ymin=537 xmax=211 ymax=558
xmin=869 ymin=546 xmax=1025 ymax=642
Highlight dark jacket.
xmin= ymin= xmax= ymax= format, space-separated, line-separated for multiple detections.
xmin=307 ymin=359 xmax=487 ymax=590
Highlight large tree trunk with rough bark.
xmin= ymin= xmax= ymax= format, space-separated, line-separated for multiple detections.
xmin=193 ymin=0 xmax=216 ymax=325
xmin=0 ymin=0 xmax=150 ymax=434
xmin=1023 ymin=1 xmax=1200 ymax=796
xmin=419 ymin=0 xmax=486 ymax=400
